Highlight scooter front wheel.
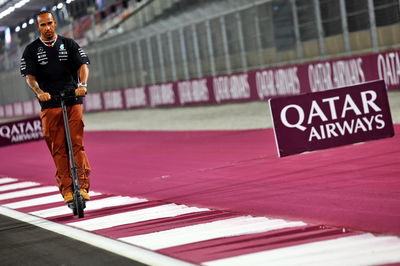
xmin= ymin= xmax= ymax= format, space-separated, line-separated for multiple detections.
xmin=74 ymin=195 xmax=85 ymax=218
xmin=68 ymin=201 xmax=77 ymax=216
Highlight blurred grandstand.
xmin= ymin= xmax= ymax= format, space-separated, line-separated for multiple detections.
xmin=0 ymin=0 xmax=399 ymax=109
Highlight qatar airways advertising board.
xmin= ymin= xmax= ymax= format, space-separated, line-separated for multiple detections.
xmin=269 ymin=80 xmax=394 ymax=157
xmin=0 ymin=117 xmax=43 ymax=147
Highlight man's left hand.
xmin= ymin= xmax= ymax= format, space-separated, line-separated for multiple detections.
xmin=75 ymin=86 xmax=87 ymax=96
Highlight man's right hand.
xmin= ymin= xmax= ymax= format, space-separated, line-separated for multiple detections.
xmin=37 ymin=92 xmax=51 ymax=102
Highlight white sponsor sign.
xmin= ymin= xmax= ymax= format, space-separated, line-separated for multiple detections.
xmin=308 ymin=58 xmax=365 ymax=92
xmin=149 ymin=83 xmax=175 ymax=106
xmin=22 ymin=101 xmax=34 ymax=116
xmin=256 ymin=67 xmax=300 ymax=99
xmin=213 ymin=74 xmax=250 ymax=102
xmin=84 ymin=93 xmax=103 ymax=112
xmin=124 ymin=87 xmax=147 ymax=108
xmin=177 ymin=79 xmax=209 ymax=105
xmin=377 ymin=51 xmax=400 ymax=87
xmin=103 ymin=90 xmax=124 ymax=110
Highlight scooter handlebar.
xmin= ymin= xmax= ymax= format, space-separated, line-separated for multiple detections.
xmin=53 ymin=90 xmax=86 ymax=100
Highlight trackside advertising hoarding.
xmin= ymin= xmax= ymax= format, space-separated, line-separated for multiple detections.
xmin=269 ymin=80 xmax=394 ymax=157
xmin=0 ymin=117 xmax=43 ymax=147
xmin=1 ymin=49 xmax=400 ymax=119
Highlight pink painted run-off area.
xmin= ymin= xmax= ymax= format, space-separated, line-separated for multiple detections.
xmin=1 ymin=125 xmax=399 ymax=236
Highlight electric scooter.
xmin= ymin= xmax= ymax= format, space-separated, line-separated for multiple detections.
xmin=57 ymin=90 xmax=86 ymax=218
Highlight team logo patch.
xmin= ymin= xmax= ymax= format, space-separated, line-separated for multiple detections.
xmin=37 ymin=46 xmax=48 ymax=65
xmin=58 ymin=43 xmax=68 ymax=61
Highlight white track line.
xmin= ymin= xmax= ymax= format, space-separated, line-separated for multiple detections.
xmin=0 ymin=181 xmax=39 ymax=192
xmin=30 ymin=195 xmax=147 ymax=218
xmin=3 ymin=193 xmax=61 ymax=208
xmin=3 ymin=191 xmax=101 ymax=209
xmin=0 ymin=186 xmax=59 ymax=200
xmin=119 ymin=216 xmax=306 ymax=250
xmin=203 ymin=234 xmax=400 ymax=266
xmin=0 ymin=177 xmax=18 ymax=184
xmin=68 ymin=204 xmax=210 ymax=231
xmin=84 ymin=196 xmax=147 ymax=210
xmin=0 ymin=206 xmax=195 ymax=266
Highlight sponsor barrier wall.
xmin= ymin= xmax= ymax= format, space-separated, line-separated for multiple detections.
xmin=1 ymin=49 xmax=399 ymax=118
xmin=269 ymin=80 xmax=394 ymax=157
xmin=0 ymin=117 xmax=43 ymax=147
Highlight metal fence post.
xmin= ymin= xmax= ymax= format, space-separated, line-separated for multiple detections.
xmin=157 ymin=34 xmax=167 ymax=82
xmin=146 ymin=37 xmax=156 ymax=84
xmin=253 ymin=7 xmax=265 ymax=67
xmin=367 ymin=0 xmax=379 ymax=51
xmin=168 ymin=31 xmax=178 ymax=81
xmin=236 ymin=11 xmax=248 ymax=72
xmin=313 ymin=0 xmax=325 ymax=57
xmin=118 ymin=45 xmax=129 ymax=89
xmin=205 ymin=20 xmax=217 ymax=76
xmin=110 ymin=45 xmax=119 ymax=91
xmin=339 ymin=0 xmax=351 ymax=53
xmin=179 ymin=27 xmax=190 ymax=80
xmin=136 ymin=40 xmax=146 ymax=86
xmin=192 ymin=24 xmax=203 ymax=78
xmin=126 ymin=41 xmax=137 ymax=87
xmin=220 ymin=15 xmax=232 ymax=74
xmin=290 ymin=0 xmax=303 ymax=59
xmin=94 ymin=47 xmax=104 ymax=92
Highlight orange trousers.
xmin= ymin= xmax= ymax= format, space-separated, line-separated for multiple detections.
xmin=40 ymin=104 xmax=91 ymax=196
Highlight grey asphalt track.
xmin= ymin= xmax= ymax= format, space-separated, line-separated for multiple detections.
xmin=0 ymin=214 xmax=146 ymax=266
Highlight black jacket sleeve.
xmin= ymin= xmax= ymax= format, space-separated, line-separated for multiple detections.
xmin=20 ymin=46 xmax=38 ymax=77
xmin=68 ymin=39 xmax=90 ymax=69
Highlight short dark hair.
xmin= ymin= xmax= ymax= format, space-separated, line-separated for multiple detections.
xmin=35 ymin=10 xmax=55 ymax=24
